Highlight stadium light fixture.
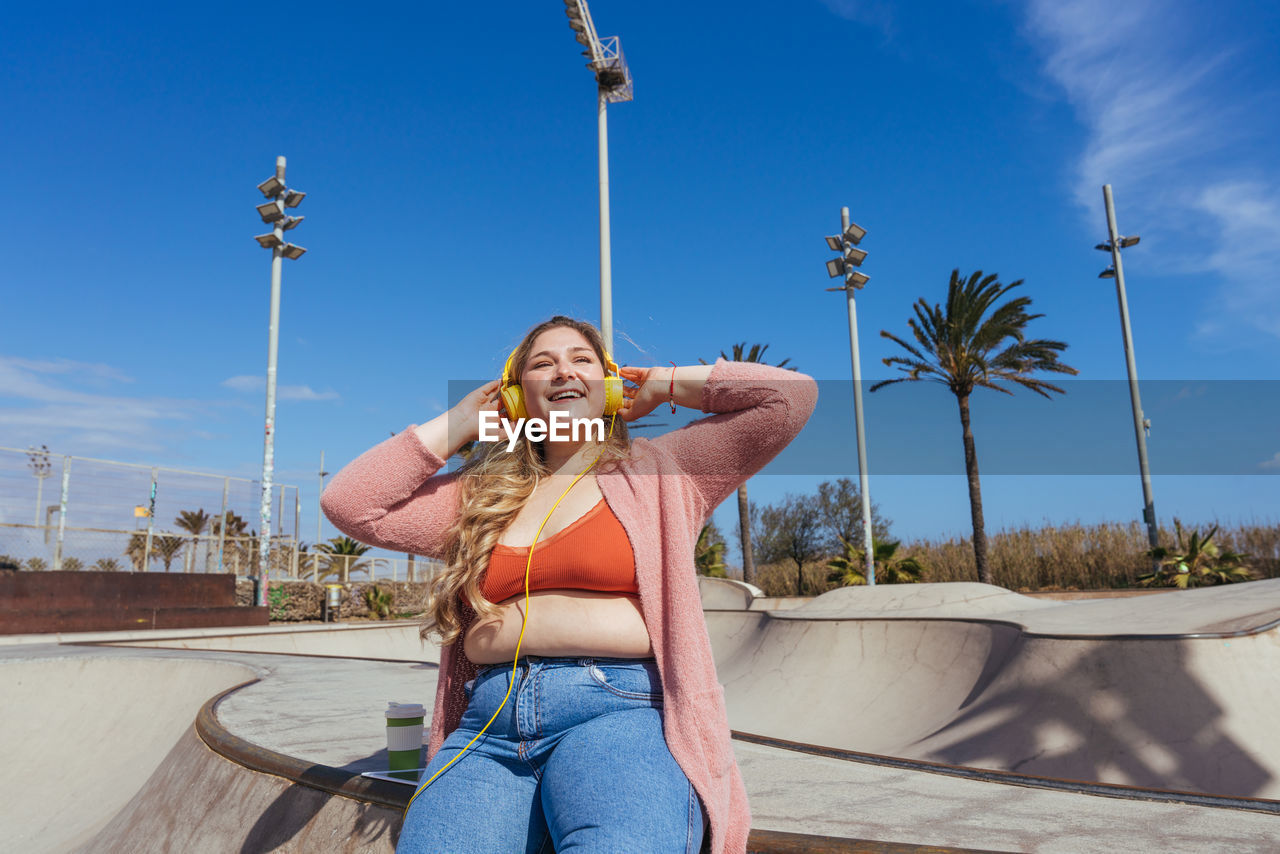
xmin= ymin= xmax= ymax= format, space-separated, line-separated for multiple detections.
xmin=257 ymin=175 xmax=285 ymax=198
xmin=257 ymin=201 xmax=285 ymax=223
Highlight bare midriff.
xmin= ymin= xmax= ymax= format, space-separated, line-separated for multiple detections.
xmin=463 ymin=589 xmax=652 ymax=664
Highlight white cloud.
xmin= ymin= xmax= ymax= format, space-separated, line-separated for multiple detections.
xmin=1192 ymin=181 xmax=1280 ymax=338
xmin=220 ymin=375 xmax=339 ymax=402
xmin=280 ymin=386 xmax=340 ymax=402
xmin=1022 ymin=0 xmax=1280 ymax=341
xmin=1260 ymin=452 xmax=1280 ymax=471
xmin=816 ymin=0 xmax=894 ymax=37
xmin=0 ymin=358 xmax=136 ymax=405
xmin=0 ymin=355 xmax=198 ymax=454
xmin=1023 ymin=0 xmax=1228 ymax=205
xmin=220 ymin=375 xmax=262 ymax=393
xmin=3 ymin=357 xmax=133 ymax=384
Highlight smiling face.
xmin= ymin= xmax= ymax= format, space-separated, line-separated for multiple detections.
xmin=518 ymin=326 xmax=608 ymax=424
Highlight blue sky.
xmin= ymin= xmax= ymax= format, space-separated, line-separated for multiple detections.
xmin=1 ymin=0 xmax=1277 ymax=563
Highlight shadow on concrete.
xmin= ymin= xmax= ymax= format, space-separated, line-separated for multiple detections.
xmin=239 ymin=754 xmax=402 ymax=853
xmin=912 ymin=635 xmax=1274 ymax=797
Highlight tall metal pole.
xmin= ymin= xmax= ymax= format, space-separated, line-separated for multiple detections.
xmin=597 ymin=93 xmax=614 ymax=353
xmin=258 ymin=155 xmax=287 ymax=608
xmin=1102 ymin=185 xmax=1158 ymax=552
xmin=143 ymin=469 xmax=157 ymax=572
xmin=317 ymin=450 xmax=327 ymax=547
xmin=292 ymin=489 xmax=301 ymax=579
xmin=216 ymin=477 xmax=229 ymax=574
xmin=33 ymin=474 xmax=46 ymax=527
xmin=52 ymin=457 xmax=71 ymax=571
xmin=841 ymin=207 xmax=876 ymax=585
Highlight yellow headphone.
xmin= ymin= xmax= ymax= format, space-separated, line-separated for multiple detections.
xmin=500 ymin=345 xmax=625 ymax=419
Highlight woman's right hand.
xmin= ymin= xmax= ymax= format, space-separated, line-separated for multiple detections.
xmin=448 ymin=380 xmax=503 ymax=444
xmin=414 ymin=380 xmax=502 ymax=459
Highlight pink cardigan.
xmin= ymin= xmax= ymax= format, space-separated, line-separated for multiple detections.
xmin=321 ymin=359 xmax=817 ymax=854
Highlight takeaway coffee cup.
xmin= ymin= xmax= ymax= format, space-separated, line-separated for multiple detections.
xmin=385 ymin=702 xmax=425 ymax=780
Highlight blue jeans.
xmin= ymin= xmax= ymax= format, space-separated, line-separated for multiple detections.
xmin=397 ymin=655 xmax=707 ymax=853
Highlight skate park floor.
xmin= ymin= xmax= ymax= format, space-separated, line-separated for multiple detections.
xmin=2 ymin=578 xmax=1279 ymax=853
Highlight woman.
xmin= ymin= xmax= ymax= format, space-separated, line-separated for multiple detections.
xmin=321 ymin=316 xmax=817 ymax=854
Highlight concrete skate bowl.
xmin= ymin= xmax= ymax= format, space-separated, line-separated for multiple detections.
xmin=2 ymin=629 xmax=994 ymax=854
xmin=104 ymin=621 xmax=441 ymax=663
xmin=705 ymin=579 xmax=1280 ymax=804
xmin=0 ymin=655 xmax=257 ymax=854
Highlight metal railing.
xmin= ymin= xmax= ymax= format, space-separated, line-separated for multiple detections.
xmin=296 ymin=553 xmax=444 ymax=584
xmin=0 ymin=446 xmax=299 ymax=575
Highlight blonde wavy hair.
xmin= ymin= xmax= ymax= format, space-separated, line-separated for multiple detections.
xmin=422 ymin=316 xmax=632 ymax=645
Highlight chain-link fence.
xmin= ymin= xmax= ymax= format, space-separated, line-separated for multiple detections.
xmin=0 ymin=446 xmax=447 ymax=584
xmin=295 ymin=553 xmax=443 ymax=584
xmin=0 ymin=445 xmax=302 ymax=577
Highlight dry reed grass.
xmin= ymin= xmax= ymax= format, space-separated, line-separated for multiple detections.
xmin=748 ymin=519 xmax=1279 ymax=596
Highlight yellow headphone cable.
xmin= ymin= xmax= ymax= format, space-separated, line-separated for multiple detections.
xmin=405 ymin=410 xmax=618 ymax=815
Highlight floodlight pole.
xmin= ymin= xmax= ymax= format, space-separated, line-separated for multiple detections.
xmin=1102 ymin=184 xmax=1158 ymax=553
xmin=257 ymin=156 xmax=287 ymax=608
xmin=565 ymin=0 xmax=630 ymax=353
xmin=317 ymin=450 xmax=327 ymax=548
xmin=835 ymin=207 xmax=875 ymax=585
xmin=823 ymin=212 xmax=875 ymax=583
xmin=597 ymin=94 xmax=614 ymax=352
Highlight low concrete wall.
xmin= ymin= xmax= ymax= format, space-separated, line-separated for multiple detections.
xmin=0 ymin=571 xmax=267 ymax=634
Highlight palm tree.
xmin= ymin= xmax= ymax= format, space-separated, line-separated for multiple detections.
xmin=694 ymin=523 xmax=728 ymax=578
xmin=871 ymin=270 xmax=1077 ymax=585
xmin=92 ymin=557 xmax=122 ymax=572
xmin=700 ymin=342 xmax=796 ymax=587
xmin=152 ymin=535 xmax=185 ymax=573
xmin=827 ymin=539 xmax=925 ymax=587
xmin=124 ymin=532 xmax=148 ymax=571
xmin=175 ymin=509 xmax=212 ymax=573
xmin=315 ymin=536 xmax=372 ymax=582
xmin=212 ymin=511 xmax=251 ymax=574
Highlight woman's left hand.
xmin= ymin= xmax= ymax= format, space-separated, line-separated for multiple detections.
xmin=617 ymin=365 xmax=674 ymax=423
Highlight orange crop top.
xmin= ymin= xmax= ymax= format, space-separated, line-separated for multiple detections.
xmin=481 ymin=498 xmax=638 ymax=604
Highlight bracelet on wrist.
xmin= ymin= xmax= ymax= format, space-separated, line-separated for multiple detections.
xmin=668 ymin=362 xmax=678 ymax=413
